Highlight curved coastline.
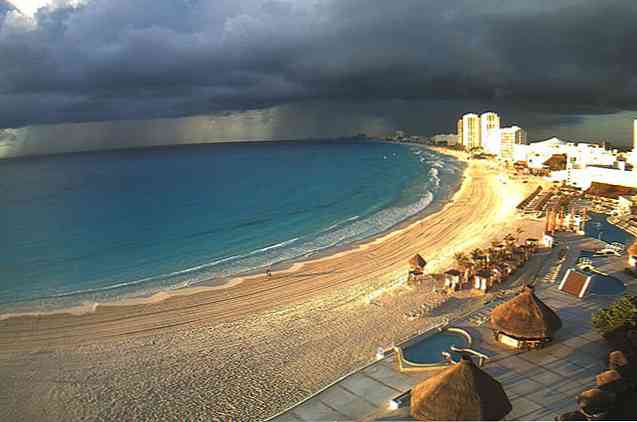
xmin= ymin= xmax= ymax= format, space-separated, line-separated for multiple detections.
xmin=0 ymin=144 xmax=463 ymax=320
xmin=0 ymin=146 xmax=545 ymax=421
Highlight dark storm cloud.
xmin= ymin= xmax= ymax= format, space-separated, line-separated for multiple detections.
xmin=1 ymin=0 xmax=637 ymax=129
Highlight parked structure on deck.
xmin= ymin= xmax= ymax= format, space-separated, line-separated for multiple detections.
xmin=490 ymin=285 xmax=562 ymax=349
xmin=409 ymin=355 xmax=512 ymax=421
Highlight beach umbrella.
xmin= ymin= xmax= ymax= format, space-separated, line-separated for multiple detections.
xmin=409 ymin=254 xmax=427 ymax=271
xmin=576 ymin=388 xmax=615 ymax=419
xmin=596 ymin=370 xmax=622 ymax=387
xmin=608 ymin=350 xmax=632 ymax=373
xmin=627 ymin=241 xmax=637 ymax=260
xmin=410 ymin=355 xmax=512 ymax=421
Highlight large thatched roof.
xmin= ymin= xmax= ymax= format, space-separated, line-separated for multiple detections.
xmin=627 ymin=241 xmax=637 ymax=257
xmin=410 ymin=356 xmax=512 ymax=421
xmin=576 ymin=388 xmax=615 ymax=416
xmin=490 ymin=285 xmax=562 ymax=339
xmin=586 ymin=182 xmax=637 ymax=199
xmin=409 ymin=254 xmax=427 ymax=270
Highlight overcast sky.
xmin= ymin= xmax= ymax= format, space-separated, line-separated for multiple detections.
xmin=1 ymin=0 xmax=637 ymax=157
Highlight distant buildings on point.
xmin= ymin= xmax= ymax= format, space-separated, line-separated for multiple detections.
xmin=451 ymin=113 xmax=637 ymax=193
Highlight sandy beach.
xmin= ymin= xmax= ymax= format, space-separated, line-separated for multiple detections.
xmin=0 ymin=149 xmax=545 ymax=421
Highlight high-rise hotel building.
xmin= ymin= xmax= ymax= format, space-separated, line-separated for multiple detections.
xmin=630 ymin=119 xmax=637 ymax=168
xmin=480 ymin=112 xmax=501 ymax=155
xmin=457 ymin=113 xmax=481 ymax=151
xmin=457 ymin=112 xmax=502 ymax=152
xmin=500 ymin=126 xmax=527 ymax=162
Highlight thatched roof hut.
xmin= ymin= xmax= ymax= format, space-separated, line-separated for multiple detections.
xmin=543 ymin=153 xmax=568 ymax=171
xmin=596 ymin=369 xmax=629 ymax=395
xmin=576 ymin=388 xmax=615 ymax=418
xmin=586 ymin=182 xmax=637 ymax=199
xmin=490 ymin=285 xmax=562 ymax=347
xmin=628 ymin=241 xmax=637 ymax=257
xmin=409 ymin=254 xmax=427 ymax=272
xmin=596 ymin=370 xmax=622 ymax=387
xmin=410 ymin=355 xmax=512 ymax=421
xmin=609 ymin=350 xmax=629 ymax=370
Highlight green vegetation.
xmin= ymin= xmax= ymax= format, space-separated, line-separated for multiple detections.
xmin=592 ymin=295 xmax=637 ymax=336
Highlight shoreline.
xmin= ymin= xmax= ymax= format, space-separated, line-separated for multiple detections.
xmin=0 ymin=144 xmax=464 ymax=320
xmin=0 ymin=148 xmax=546 ymax=421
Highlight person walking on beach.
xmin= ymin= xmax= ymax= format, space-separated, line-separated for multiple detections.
xmin=266 ymin=266 xmax=272 ymax=278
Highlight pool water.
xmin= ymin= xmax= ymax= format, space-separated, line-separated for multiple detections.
xmin=588 ymin=274 xmax=625 ymax=295
xmin=402 ymin=331 xmax=469 ymax=364
xmin=576 ymin=251 xmax=626 ymax=296
xmin=585 ymin=213 xmax=634 ymax=245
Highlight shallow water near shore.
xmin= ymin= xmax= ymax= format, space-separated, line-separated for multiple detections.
xmin=0 ymin=140 xmax=463 ymax=314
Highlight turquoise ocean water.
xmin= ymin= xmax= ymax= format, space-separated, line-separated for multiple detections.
xmin=0 ymin=140 xmax=463 ymax=314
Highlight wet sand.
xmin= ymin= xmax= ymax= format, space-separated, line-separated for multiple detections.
xmin=0 ymin=150 xmax=544 ymax=421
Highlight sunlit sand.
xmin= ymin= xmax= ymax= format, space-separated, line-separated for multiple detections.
xmin=0 ymin=149 xmax=546 ymax=421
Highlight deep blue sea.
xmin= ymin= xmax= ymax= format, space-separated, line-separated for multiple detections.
xmin=0 ymin=140 xmax=463 ymax=314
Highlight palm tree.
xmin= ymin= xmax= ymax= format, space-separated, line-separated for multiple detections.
xmin=491 ymin=239 xmax=502 ymax=261
xmin=486 ymin=247 xmax=495 ymax=266
xmin=453 ymin=252 xmax=472 ymax=285
xmin=470 ymin=248 xmax=484 ymax=269
xmin=515 ymin=227 xmax=524 ymax=243
xmin=504 ymin=233 xmax=515 ymax=252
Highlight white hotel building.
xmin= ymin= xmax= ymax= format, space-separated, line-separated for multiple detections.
xmin=480 ymin=112 xmax=501 ymax=156
xmin=456 ymin=112 xmax=527 ymax=159
xmin=518 ymin=136 xmax=635 ymax=190
xmin=456 ymin=112 xmax=637 ymax=191
xmin=457 ymin=113 xmax=481 ymax=150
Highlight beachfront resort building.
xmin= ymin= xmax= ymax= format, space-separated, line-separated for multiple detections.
xmin=552 ymin=165 xmax=637 ymax=191
xmin=456 ymin=112 xmax=530 ymax=160
xmin=520 ymin=138 xmax=617 ymax=171
xmin=457 ymin=113 xmax=481 ymax=150
xmin=480 ymin=112 xmax=501 ymax=155
xmin=629 ymin=119 xmax=637 ymax=166
xmin=430 ymin=134 xmax=458 ymax=146
xmin=500 ymin=126 xmax=527 ymax=162
xmin=509 ymin=136 xmax=635 ymax=190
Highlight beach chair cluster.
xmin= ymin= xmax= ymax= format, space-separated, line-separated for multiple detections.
xmin=403 ymin=295 xmax=447 ymax=321
xmin=468 ymin=295 xmax=508 ymax=326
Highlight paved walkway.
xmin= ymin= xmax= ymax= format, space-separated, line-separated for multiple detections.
xmin=271 ymin=234 xmax=635 ymax=421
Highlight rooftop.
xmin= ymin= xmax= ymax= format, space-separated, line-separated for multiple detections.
xmin=585 ymin=182 xmax=637 ymax=199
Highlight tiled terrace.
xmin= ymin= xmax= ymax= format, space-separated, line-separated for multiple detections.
xmin=271 ymin=234 xmax=635 ymax=421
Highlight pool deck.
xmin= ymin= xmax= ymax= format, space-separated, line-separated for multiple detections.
xmin=270 ymin=233 xmax=637 ymax=421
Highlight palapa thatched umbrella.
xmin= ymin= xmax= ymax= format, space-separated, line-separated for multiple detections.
xmin=609 ymin=350 xmax=629 ymax=369
xmin=627 ymin=240 xmax=637 ymax=257
xmin=409 ymin=254 xmax=427 ymax=273
xmin=596 ymin=370 xmax=622 ymax=387
xmin=596 ymin=369 xmax=630 ymax=396
xmin=576 ymin=388 xmax=615 ymax=419
xmin=410 ymin=355 xmax=512 ymax=421
xmin=490 ymin=285 xmax=562 ymax=349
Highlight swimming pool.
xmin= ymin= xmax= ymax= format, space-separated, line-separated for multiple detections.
xmin=588 ymin=274 xmax=625 ymax=295
xmin=401 ymin=329 xmax=470 ymax=365
xmin=575 ymin=252 xmax=625 ymax=296
xmin=585 ymin=213 xmax=634 ymax=245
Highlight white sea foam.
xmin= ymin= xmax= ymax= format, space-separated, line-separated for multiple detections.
xmin=4 ymin=146 xmax=462 ymax=312
xmin=322 ymin=215 xmax=361 ymax=233
xmin=38 ymin=238 xmax=301 ymax=300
